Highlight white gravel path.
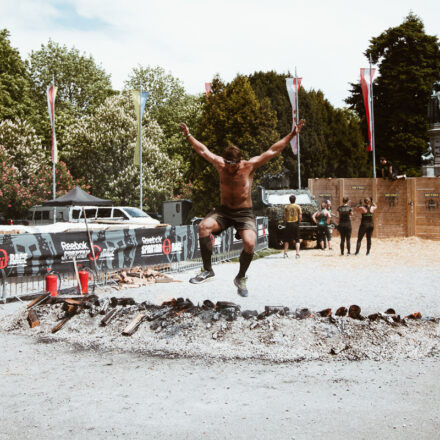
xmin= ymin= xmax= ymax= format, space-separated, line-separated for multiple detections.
xmin=119 ymin=241 xmax=440 ymax=318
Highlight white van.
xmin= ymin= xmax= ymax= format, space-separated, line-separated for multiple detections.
xmin=27 ymin=205 xmax=160 ymax=226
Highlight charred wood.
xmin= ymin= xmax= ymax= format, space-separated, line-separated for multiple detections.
xmin=27 ymin=310 xmax=40 ymax=328
xmin=122 ymin=313 xmax=146 ymax=336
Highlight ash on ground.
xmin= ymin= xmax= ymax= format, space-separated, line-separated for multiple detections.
xmin=1 ymin=294 xmax=438 ymax=363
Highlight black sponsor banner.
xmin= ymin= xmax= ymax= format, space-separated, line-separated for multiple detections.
xmin=0 ymin=218 xmax=268 ymax=278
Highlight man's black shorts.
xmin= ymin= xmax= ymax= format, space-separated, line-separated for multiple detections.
xmin=284 ymin=221 xmax=300 ymax=242
xmin=204 ymin=206 xmax=257 ymax=234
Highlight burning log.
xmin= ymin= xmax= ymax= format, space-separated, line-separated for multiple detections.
xmin=335 ymin=307 xmax=347 ymax=317
xmin=122 ymin=312 xmax=146 ymax=336
xmin=348 ymin=305 xmax=363 ymax=320
xmin=221 ymin=307 xmax=238 ymax=321
xmin=203 ymin=299 xmax=215 ymax=309
xmin=51 ymin=305 xmax=78 ymax=333
xmin=294 ymin=308 xmax=313 ymax=319
xmin=265 ymin=306 xmax=289 ymax=316
xmin=318 ymin=308 xmax=332 ymax=317
xmin=242 ymin=310 xmax=258 ymax=319
xmin=215 ymin=301 xmax=240 ymax=311
xmin=119 ymin=297 xmax=136 ymax=307
xmin=368 ymin=313 xmax=380 ymax=321
xmin=64 ymin=298 xmax=84 ymax=306
xmin=405 ymin=312 xmax=422 ymax=320
xmin=100 ymin=308 xmax=119 ymax=326
xmin=27 ymin=293 xmax=50 ymax=310
xmin=51 ymin=317 xmax=71 ymax=334
xmin=27 ymin=310 xmax=40 ymax=328
xmin=147 ymin=307 xmax=172 ymax=322
xmin=257 ymin=311 xmax=267 ymax=320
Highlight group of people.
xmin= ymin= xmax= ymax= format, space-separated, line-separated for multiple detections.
xmin=282 ymin=196 xmax=377 ymax=258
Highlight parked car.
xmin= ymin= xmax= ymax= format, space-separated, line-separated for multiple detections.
xmin=26 ymin=205 xmax=160 ymax=226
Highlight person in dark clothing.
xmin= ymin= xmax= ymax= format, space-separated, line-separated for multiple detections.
xmin=379 ymin=157 xmax=406 ymax=180
xmin=355 ymin=197 xmax=377 ymax=256
xmin=336 ymin=197 xmax=353 ymax=256
xmin=312 ymin=202 xmax=331 ymax=250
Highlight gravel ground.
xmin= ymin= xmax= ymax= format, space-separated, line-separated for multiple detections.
xmin=0 ymin=237 xmax=439 ymax=439
xmin=116 ymin=236 xmax=440 ymax=317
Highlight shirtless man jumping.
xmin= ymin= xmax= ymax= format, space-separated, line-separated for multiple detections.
xmin=179 ymin=120 xmax=305 ymax=297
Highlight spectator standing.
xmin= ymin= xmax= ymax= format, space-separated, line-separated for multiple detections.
xmin=312 ymin=202 xmax=331 ymax=250
xmin=336 ymin=197 xmax=353 ymax=256
xmin=355 ymin=197 xmax=377 ymax=256
xmin=283 ymin=195 xmax=302 ymax=259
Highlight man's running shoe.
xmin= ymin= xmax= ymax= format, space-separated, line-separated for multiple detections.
xmin=234 ymin=276 xmax=248 ymax=297
xmin=283 ymin=252 xmax=288 ymax=258
xmin=189 ymin=269 xmax=215 ymax=284
xmin=295 ymin=254 xmax=300 ymax=259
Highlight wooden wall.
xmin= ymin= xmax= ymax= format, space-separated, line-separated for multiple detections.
xmin=308 ymin=178 xmax=440 ymax=240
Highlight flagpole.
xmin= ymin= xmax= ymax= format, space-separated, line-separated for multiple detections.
xmin=369 ymin=56 xmax=377 ymax=178
xmin=139 ymin=83 xmax=143 ymax=211
xmin=295 ymin=67 xmax=301 ymax=189
xmin=52 ymin=75 xmax=56 ymax=200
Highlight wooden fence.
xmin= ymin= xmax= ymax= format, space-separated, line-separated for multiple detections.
xmin=308 ymin=178 xmax=440 ymax=240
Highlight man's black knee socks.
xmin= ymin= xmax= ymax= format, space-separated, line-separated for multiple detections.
xmin=238 ymin=250 xmax=254 ymax=278
xmin=199 ymin=236 xmax=213 ymax=271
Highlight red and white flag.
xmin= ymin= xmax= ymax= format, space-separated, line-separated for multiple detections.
xmin=286 ymin=77 xmax=302 ymax=154
xmin=360 ymin=68 xmax=375 ymax=152
xmin=205 ymin=82 xmax=212 ymax=97
xmin=47 ymin=84 xmax=58 ymax=163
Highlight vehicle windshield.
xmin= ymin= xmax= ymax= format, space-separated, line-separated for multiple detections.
xmin=123 ymin=208 xmax=150 ymax=218
xmin=267 ymin=194 xmax=312 ymax=205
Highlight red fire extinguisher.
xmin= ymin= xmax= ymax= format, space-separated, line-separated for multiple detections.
xmin=78 ymin=270 xmax=89 ymax=294
xmin=46 ymin=273 xmax=58 ymax=297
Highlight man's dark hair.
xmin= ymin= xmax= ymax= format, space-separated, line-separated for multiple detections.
xmin=379 ymin=157 xmax=387 ymax=161
xmin=223 ymin=145 xmax=242 ymax=162
xmin=289 ymin=195 xmax=296 ymax=203
xmin=342 ymin=196 xmax=349 ymax=203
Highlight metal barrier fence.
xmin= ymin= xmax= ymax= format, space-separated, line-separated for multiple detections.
xmin=0 ymin=242 xmax=265 ymax=302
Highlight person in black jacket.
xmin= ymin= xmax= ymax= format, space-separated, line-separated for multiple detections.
xmin=336 ymin=197 xmax=353 ymax=256
xmin=355 ymin=197 xmax=377 ymax=256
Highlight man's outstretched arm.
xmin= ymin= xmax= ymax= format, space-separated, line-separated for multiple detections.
xmin=249 ymin=119 xmax=305 ymax=169
xmin=179 ymin=123 xmax=223 ymax=166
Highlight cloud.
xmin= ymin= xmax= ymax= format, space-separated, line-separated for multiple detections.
xmin=2 ymin=0 xmax=439 ymax=107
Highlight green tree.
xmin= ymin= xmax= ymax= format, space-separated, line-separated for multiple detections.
xmin=124 ymin=65 xmax=203 ymax=173
xmin=27 ymin=39 xmax=115 ymax=151
xmin=62 ymin=93 xmax=182 ymax=211
xmin=0 ymin=29 xmax=32 ymax=121
xmin=248 ymin=71 xmax=370 ymax=183
xmin=0 ymin=119 xmax=47 ymax=181
xmin=0 ymin=119 xmax=84 ymax=218
xmin=190 ymin=75 xmax=281 ymax=215
xmin=346 ymin=13 xmax=440 ymax=175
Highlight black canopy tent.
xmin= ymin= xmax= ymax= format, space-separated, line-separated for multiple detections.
xmin=42 ymin=186 xmax=113 ymax=207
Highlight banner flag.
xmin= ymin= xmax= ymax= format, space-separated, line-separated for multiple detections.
xmin=132 ymin=90 xmax=149 ymax=165
xmin=47 ymin=85 xmax=58 ymax=163
xmin=286 ymin=77 xmax=302 ymax=154
xmin=205 ymin=82 xmax=212 ymax=97
xmin=360 ymin=68 xmax=376 ymax=152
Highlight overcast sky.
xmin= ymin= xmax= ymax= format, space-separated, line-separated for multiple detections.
xmin=1 ymin=0 xmax=439 ymax=108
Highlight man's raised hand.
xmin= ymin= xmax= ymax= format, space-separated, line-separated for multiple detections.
xmin=179 ymin=122 xmax=189 ymax=136
xmin=294 ymin=119 xmax=305 ymax=135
